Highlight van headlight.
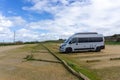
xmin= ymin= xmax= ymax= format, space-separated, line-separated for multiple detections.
xmin=60 ymin=43 xmax=66 ymax=48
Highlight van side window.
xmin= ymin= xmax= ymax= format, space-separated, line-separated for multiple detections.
xmin=97 ymin=37 xmax=103 ymax=42
xmin=89 ymin=37 xmax=103 ymax=42
xmin=78 ymin=38 xmax=88 ymax=43
xmin=70 ymin=38 xmax=77 ymax=43
xmin=78 ymin=37 xmax=103 ymax=43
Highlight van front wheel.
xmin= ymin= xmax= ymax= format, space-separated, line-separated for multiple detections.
xmin=65 ymin=47 xmax=72 ymax=53
xmin=95 ymin=47 xmax=101 ymax=52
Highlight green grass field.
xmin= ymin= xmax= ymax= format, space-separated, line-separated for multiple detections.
xmin=105 ymin=41 xmax=120 ymax=45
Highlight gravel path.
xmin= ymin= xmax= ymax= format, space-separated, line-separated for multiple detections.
xmin=0 ymin=45 xmax=24 ymax=53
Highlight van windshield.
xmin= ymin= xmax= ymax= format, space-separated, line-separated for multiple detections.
xmin=64 ymin=37 xmax=71 ymax=43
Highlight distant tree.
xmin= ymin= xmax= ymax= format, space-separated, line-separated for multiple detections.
xmin=112 ymin=34 xmax=118 ymax=38
xmin=15 ymin=41 xmax=23 ymax=44
xmin=116 ymin=38 xmax=120 ymax=42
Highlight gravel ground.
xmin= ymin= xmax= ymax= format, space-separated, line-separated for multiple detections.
xmin=65 ymin=45 xmax=120 ymax=80
xmin=69 ymin=45 xmax=120 ymax=69
xmin=0 ymin=44 xmax=78 ymax=80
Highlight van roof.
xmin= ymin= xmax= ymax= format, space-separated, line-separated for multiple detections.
xmin=74 ymin=32 xmax=98 ymax=35
xmin=72 ymin=32 xmax=103 ymax=38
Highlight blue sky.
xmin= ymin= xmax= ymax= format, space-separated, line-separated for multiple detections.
xmin=0 ymin=0 xmax=53 ymax=21
xmin=0 ymin=0 xmax=120 ymax=42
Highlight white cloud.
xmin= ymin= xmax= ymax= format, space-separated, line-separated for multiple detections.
xmin=0 ymin=14 xmax=27 ymax=28
xmin=0 ymin=14 xmax=13 ymax=41
xmin=0 ymin=14 xmax=13 ymax=28
xmin=23 ymin=0 xmax=91 ymax=14
xmin=0 ymin=14 xmax=28 ymax=42
xmin=16 ymin=28 xmax=62 ymax=41
xmin=16 ymin=28 xmax=39 ymax=41
xmin=8 ymin=16 xmax=27 ymax=26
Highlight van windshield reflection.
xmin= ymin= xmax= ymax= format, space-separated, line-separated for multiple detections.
xmin=64 ymin=37 xmax=71 ymax=43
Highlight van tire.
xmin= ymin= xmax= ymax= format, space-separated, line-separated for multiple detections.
xmin=95 ymin=47 xmax=101 ymax=52
xmin=65 ymin=47 xmax=72 ymax=53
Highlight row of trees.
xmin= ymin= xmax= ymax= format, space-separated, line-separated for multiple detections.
xmin=105 ymin=34 xmax=120 ymax=42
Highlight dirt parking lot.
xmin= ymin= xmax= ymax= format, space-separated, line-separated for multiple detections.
xmin=65 ymin=45 xmax=120 ymax=80
xmin=70 ymin=45 xmax=120 ymax=69
xmin=0 ymin=44 xmax=78 ymax=80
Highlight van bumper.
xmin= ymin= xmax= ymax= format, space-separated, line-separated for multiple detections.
xmin=59 ymin=47 xmax=65 ymax=52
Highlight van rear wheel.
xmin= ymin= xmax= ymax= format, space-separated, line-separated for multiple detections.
xmin=65 ymin=48 xmax=72 ymax=53
xmin=95 ymin=47 xmax=101 ymax=52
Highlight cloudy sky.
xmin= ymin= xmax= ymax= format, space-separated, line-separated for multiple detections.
xmin=0 ymin=0 xmax=120 ymax=42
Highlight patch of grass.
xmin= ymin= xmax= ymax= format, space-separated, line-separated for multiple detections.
xmin=24 ymin=54 xmax=35 ymax=61
xmin=105 ymin=41 xmax=120 ymax=45
xmin=42 ymin=40 xmax=64 ymax=44
xmin=110 ymin=57 xmax=120 ymax=60
xmin=23 ymin=44 xmax=47 ymax=61
xmin=65 ymin=60 xmax=100 ymax=80
xmin=86 ymin=60 xmax=101 ymax=63
xmin=14 ymin=44 xmax=38 ymax=53
xmin=0 ymin=43 xmax=23 ymax=46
